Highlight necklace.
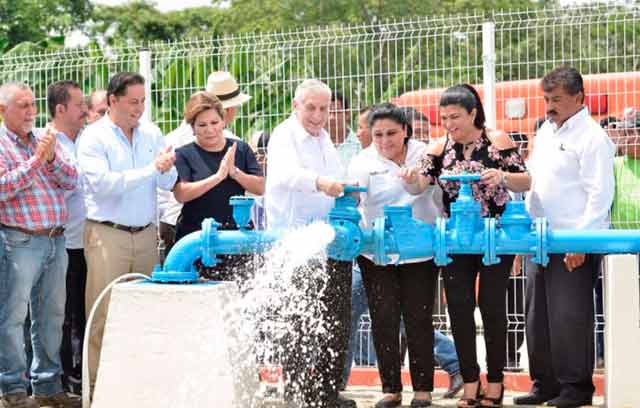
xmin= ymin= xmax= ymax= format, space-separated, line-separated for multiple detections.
xmin=463 ymin=141 xmax=475 ymax=152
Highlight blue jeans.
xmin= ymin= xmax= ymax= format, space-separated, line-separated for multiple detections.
xmin=0 ymin=228 xmax=67 ymax=396
xmin=434 ymin=330 xmax=459 ymax=376
xmin=342 ymin=264 xmax=376 ymax=386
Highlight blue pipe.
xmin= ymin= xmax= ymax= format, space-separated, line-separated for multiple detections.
xmin=155 ymin=230 xmax=202 ymax=282
xmin=152 ymin=178 xmax=640 ymax=283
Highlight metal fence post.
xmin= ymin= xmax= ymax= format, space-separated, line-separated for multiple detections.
xmin=482 ymin=21 xmax=496 ymax=129
xmin=139 ymin=48 xmax=152 ymax=122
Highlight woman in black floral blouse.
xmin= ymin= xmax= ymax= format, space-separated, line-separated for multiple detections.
xmin=399 ymin=84 xmax=530 ymax=408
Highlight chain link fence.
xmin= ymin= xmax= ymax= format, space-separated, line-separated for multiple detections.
xmin=1 ymin=4 xmax=639 ymax=373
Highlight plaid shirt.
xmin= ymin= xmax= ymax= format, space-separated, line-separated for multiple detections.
xmin=0 ymin=125 xmax=78 ymax=230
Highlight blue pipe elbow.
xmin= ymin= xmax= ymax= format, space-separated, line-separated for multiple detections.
xmin=152 ymin=230 xmax=202 ymax=282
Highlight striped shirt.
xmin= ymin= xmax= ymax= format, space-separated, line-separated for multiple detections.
xmin=0 ymin=125 xmax=78 ymax=230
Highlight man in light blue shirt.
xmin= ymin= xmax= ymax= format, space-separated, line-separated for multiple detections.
xmin=327 ymin=91 xmax=361 ymax=168
xmin=47 ymin=80 xmax=89 ymax=397
xmin=77 ymin=72 xmax=177 ymax=387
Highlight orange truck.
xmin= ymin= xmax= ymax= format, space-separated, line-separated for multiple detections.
xmin=394 ymin=71 xmax=640 ymax=138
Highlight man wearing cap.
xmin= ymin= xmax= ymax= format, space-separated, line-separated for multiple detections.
xmin=78 ymin=72 xmax=177 ymax=388
xmin=158 ymin=71 xmax=251 ymax=252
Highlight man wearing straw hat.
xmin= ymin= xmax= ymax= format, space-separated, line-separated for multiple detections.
xmin=158 ymin=71 xmax=251 ymax=253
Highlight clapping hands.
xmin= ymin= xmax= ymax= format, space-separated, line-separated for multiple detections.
xmin=36 ymin=125 xmax=57 ymax=163
xmin=155 ymin=145 xmax=176 ymax=173
xmin=216 ymin=142 xmax=237 ymax=180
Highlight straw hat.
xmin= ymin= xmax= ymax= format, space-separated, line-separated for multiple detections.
xmin=206 ymin=71 xmax=251 ymax=109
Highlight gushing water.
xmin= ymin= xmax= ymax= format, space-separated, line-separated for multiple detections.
xmin=223 ymin=222 xmax=340 ymax=407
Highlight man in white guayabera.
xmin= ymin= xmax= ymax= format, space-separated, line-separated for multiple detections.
xmin=516 ymin=65 xmax=615 ymax=407
xmin=265 ymin=79 xmax=356 ymax=408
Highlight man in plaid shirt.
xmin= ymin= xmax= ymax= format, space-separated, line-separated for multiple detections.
xmin=0 ymin=82 xmax=79 ymax=408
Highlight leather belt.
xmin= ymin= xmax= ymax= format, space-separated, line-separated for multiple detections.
xmin=2 ymin=224 xmax=65 ymax=237
xmin=89 ymin=220 xmax=151 ymax=234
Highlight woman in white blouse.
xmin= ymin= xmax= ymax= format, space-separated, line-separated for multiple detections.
xmin=348 ymin=103 xmax=439 ymax=408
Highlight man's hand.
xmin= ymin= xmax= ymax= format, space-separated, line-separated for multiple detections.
xmin=564 ymin=253 xmax=586 ymax=272
xmin=155 ymin=145 xmax=176 ymax=173
xmin=512 ymin=254 xmax=522 ymax=276
xmin=316 ymin=176 xmax=344 ymax=198
xmin=36 ymin=128 xmax=57 ymax=163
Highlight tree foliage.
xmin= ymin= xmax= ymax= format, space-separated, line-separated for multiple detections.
xmin=86 ymin=1 xmax=223 ymax=45
xmin=212 ymin=0 xmax=552 ymax=34
xmin=0 ymin=0 xmax=92 ymax=52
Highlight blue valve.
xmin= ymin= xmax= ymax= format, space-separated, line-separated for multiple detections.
xmin=327 ymin=185 xmax=366 ymax=261
xmin=440 ymin=173 xmax=481 ymax=182
xmin=343 ymin=185 xmax=367 ymax=194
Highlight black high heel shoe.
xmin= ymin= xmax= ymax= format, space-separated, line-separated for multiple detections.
xmin=456 ymin=381 xmax=483 ymax=408
xmin=478 ymin=383 xmax=504 ymax=407
xmin=374 ymin=394 xmax=402 ymax=408
xmin=410 ymin=397 xmax=432 ymax=407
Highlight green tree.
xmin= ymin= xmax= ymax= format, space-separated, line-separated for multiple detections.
xmin=212 ymin=0 xmax=551 ymax=34
xmin=0 ymin=0 xmax=92 ymax=52
xmin=87 ymin=1 xmax=223 ymax=45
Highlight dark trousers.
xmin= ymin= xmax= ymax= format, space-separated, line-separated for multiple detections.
xmin=442 ymin=254 xmax=513 ymax=383
xmin=159 ymin=221 xmax=177 ymax=256
xmin=524 ymin=254 xmax=599 ymax=399
xmin=282 ymin=259 xmax=352 ymax=407
xmin=60 ymin=248 xmax=87 ymax=393
xmin=358 ymin=256 xmax=437 ymax=393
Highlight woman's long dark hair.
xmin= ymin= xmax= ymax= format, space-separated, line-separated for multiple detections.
xmin=439 ymin=84 xmax=486 ymax=129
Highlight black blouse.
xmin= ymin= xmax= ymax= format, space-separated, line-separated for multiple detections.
xmin=416 ymin=129 xmax=527 ymax=218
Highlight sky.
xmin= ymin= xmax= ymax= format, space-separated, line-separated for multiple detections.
xmin=92 ymin=0 xmax=212 ymax=12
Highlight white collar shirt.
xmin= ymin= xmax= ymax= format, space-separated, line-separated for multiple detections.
xmin=348 ymin=139 xmax=441 ymax=263
xmin=57 ymin=131 xmax=86 ymax=249
xmin=526 ymin=107 xmax=615 ymax=230
xmin=77 ymin=114 xmax=178 ymax=227
xmin=265 ymin=113 xmax=344 ymax=230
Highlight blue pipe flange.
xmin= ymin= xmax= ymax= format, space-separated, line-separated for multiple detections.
xmin=373 ymin=216 xmax=388 ymax=265
xmin=482 ymin=217 xmax=500 ymax=265
xmin=150 ymin=262 xmax=200 ymax=283
xmin=327 ymin=219 xmax=363 ymax=261
xmin=201 ymin=218 xmax=220 ymax=267
xmin=533 ymin=217 xmax=550 ymax=266
xmin=434 ymin=217 xmax=452 ymax=266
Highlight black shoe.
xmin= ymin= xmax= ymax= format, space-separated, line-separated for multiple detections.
xmin=410 ymin=397 xmax=432 ymax=407
xmin=456 ymin=381 xmax=483 ymax=407
xmin=546 ymin=395 xmax=592 ymax=407
xmin=336 ymin=394 xmax=357 ymax=408
xmin=513 ymin=392 xmax=558 ymax=405
xmin=478 ymin=384 xmax=504 ymax=407
xmin=374 ymin=394 xmax=402 ymax=408
xmin=444 ymin=373 xmax=464 ymax=398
